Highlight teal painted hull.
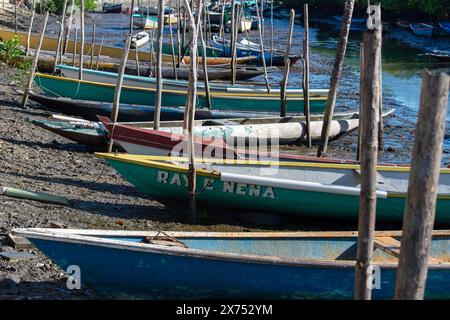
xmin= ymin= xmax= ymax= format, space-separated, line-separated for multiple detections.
xmin=99 ymin=156 xmax=450 ymax=225
xmin=33 ymin=74 xmax=327 ymax=113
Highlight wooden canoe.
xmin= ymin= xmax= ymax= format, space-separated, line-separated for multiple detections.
xmin=28 ymin=91 xmax=258 ymax=122
xmin=33 ymin=73 xmax=328 ymax=113
xmin=13 ymin=228 xmax=450 ymax=299
xmin=94 ymin=154 xmax=450 ymax=225
xmin=0 ymin=28 xmax=254 ymax=65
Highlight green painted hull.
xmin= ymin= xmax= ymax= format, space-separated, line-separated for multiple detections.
xmin=33 ymin=74 xmax=327 ymax=113
xmin=100 ymin=157 xmax=450 ymax=225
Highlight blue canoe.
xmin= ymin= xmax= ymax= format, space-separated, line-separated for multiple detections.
xmin=12 ymin=228 xmax=450 ymax=299
xmin=410 ymin=23 xmax=434 ymax=37
xmin=212 ymin=36 xmax=301 ymax=67
xmin=439 ymin=22 xmax=450 ymax=35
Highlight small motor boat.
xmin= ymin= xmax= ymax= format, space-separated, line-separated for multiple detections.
xmin=130 ymin=31 xmax=150 ymax=49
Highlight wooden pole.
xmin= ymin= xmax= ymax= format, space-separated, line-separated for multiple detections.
xmin=317 ymin=0 xmax=355 ymax=157
xmin=129 ymin=0 xmax=135 ymax=33
xmin=231 ymin=4 xmax=242 ymax=85
xmin=154 ymin=0 xmax=166 ymax=130
xmin=79 ymin=0 xmax=85 ymax=80
xmin=354 ymin=6 xmax=382 ymax=300
xmin=378 ymin=46 xmax=384 ymax=150
xmin=280 ymin=9 xmax=294 ymax=117
xmin=21 ymin=11 xmax=49 ymax=109
xmin=108 ymin=34 xmax=132 ymax=153
xmin=219 ymin=0 xmax=225 ymax=38
xmin=14 ymin=0 xmax=17 ymax=34
xmin=394 ymin=70 xmax=449 ymax=300
xmin=303 ymin=3 xmax=311 ymax=147
xmin=229 ymin=0 xmax=236 ymax=85
xmin=199 ymin=25 xmax=211 ymax=109
xmin=90 ymin=23 xmax=96 ymax=69
xmin=176 ymin=0 xmax=182 ymax=72
xmin=169 ymin=10 xmax=177 ymax=79
xmin=25 ymin=0 xmax=36 ymax=56
xmin=63 ymin=1 xmax=74 ymax=56
xmin=255 ymin=0 xmax=270 ymax=93
xmin=182 ymin=0 xmax=201 ymax=219
xmin=95 ymin=37 xmax=104 ymax=70
xmin=356 ymin=43 xmax=364 ymax=161
xmin=72 ymin=28 xmax=77 ymax=67
xmin=54 ymin=0 xmax=68 ymax=73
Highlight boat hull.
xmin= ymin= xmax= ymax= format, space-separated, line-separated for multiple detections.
xmin=14 ymin=229 xmax=450 ymax=299
xmin=96 ymin=155 xmax=450 ymax=225
xmin=34 ymin=74 xmax=327 ymax=113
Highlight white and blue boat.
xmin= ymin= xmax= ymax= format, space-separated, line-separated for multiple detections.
xmin=410 ymin=23 xmax=434 ymax=37
xmin=12 ymin=228 xmax=450 ymax=299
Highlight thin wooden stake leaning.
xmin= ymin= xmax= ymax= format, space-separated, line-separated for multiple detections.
xmin=90 ymin=23 xmax=96 ymax=69
xmin=229 ymin=0 xmax=236 ymax=84
xmin=21 ymin=11 xmax=49 ymax=109
xmin=154 ymin=0 xmax=166 ymax=130
xmin=25 ymin=0 xmax=36 ymax=56
xmin=255 ymin=0 xmax=270 ymax=93
xmin=199 ymin=25 xmax=211 ymax=109
xmin=354 ymin=5 xmax=382 ymax=300
xmin=394 ymin=70 xmax=449 ymax=300
xmin=317 ymin=0 xmax=355 ymax=157
xmin=108 ymin=34 xmax=132 ymax=153
xmin=280 ymin=9 xmax=294 ymax=117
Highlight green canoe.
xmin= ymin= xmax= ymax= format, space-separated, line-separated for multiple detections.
xmin=33 ymin=73 xmax=328 ymax=113
xmin=95 ymin=154 xmax=450 ymax=225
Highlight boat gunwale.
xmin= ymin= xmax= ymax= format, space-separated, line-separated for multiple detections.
xmin=34 ymin=73 xmax=327 ymax=100
xmin=13 ymin=228 xmax=450 ymax=269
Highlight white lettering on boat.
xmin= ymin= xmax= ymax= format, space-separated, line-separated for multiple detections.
xmin=156 ymin=170 xmax=276 ymax=199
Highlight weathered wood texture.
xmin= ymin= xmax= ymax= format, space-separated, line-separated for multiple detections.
xmin=303 ymin=3 xmax=311 ymax=147
xmin=280 ymin=9 xmax=294 ymax=117
xmin=154 ymin=0 xmax=166 ymax=130
xmin=395 ymin=70 xmax=449 ymax=300
xmin=354 ymin=17 xmax=382 ymax=300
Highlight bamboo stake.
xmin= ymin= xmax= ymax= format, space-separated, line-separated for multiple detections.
xmin=394 ymin=70 xmax=449 ymax=300
xmin=317 ymin=0 xmax=355 ymax=157
xmin=25 ymin=0 xmax=36 ymax=56
xmin=95 ymin=37 xmax=104 ymax=70
xmin=21 ymin=11 xmax=49 ymax=109
xmin=356 ymin=43 xmax=364 ymax=161
xmin=280 ymin=9 xmax=294 ymax=117
xmin=199 ymin=24 xmax=211 ymax=109
xmin=90 ymin=23 xmax=96 ymax=69
xmin=229 ymin=0 xmax=236 ymax=84
xmin=63 ymin=1 xmax=74 ymax=56
xmin=303 ymin=3 xmax=311 ymax=147
xmin=154 ymin=0 xmax=166 ymax=130
xmin=354 ymin=6 xmax=382 ymax=300
xmin=72 ymin=28 xmax=77 ymax=66
xmin=54 ymin=0 xmax=68 ymax=73
xmin=169 ymin=9 xmax=177 ymax=79
xmin=79 ymin=0 xmax=85 ymax=80
xmin=255 ymin=0 xmax=270 ymax=93
xmin=108 ymin=34 xmax=132 ymax=153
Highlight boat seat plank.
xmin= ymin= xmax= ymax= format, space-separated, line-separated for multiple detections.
xmin=373 ymin=236 xmax=443 ymax=263
xmin=203 ymin=119 xmax=240 ymax=126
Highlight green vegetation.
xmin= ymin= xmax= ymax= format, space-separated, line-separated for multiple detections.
xmin=281 ymin=0 xmax=450 ymax=18
xmin=44 ymin=0 xmax=98 ymax=14
xmin=0 ymin=36 xmax=32 ymax=84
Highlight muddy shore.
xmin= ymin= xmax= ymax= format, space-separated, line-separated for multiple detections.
xmin=0 ymin=12 xmax=448 ymax=300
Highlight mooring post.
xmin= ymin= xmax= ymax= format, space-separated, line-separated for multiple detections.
xmin=63 ymin=0 xmax=74 ymax=56
xmin=25 ymin=0 xmax=36 ymax=56
xmin=317 ymin=0 xmax=355 ymax=157
xmin=154 ymin=0 xmax=165 ymax=130
xmin=72 ymin=28 xmax=77 ymax=67
xmin=14 ymin=0 xmax=17 ymax=34
xmin=199 ymin=25 xmax=211 ymax=109
xmin=54 ymin=0 xmax=68 ymax=73
xmin=255 ymin=0 xmax=270 ymax=93
xmin=182 ymin=0 xmax=201 ymax=220
xmin=176 ymin=0 xmax=182 ymax=73
xmin=79 ymin=0 xmax=85 ymax=80
xmin=229 ymin=0 xmax=236 ymax=84
xmin=303 ymin=3 xmax=311 ymax=147
xmin=394 ymin=70 xmax=449 ymax=300
xmin=280 ymin=9 xmax=294 ymax=117
xmin=108 ymin=34 xmax=132 ymax=153
xmin=219 ymin=0 xmax=225 ymax=38
xmin=169 ymin=8 xmax=177 ymax=79
xmin=21 ymin=11 xmax=49 ymax=109
xmin=95 ymin=37 xmax=104 ymax=70
xmin=356 ymin=43 xmax=364 ymax=161
xmin=354 ymin=4 xmax=382 ymax=301
xmin=90 ymin=23 xmax=96 ymax=69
